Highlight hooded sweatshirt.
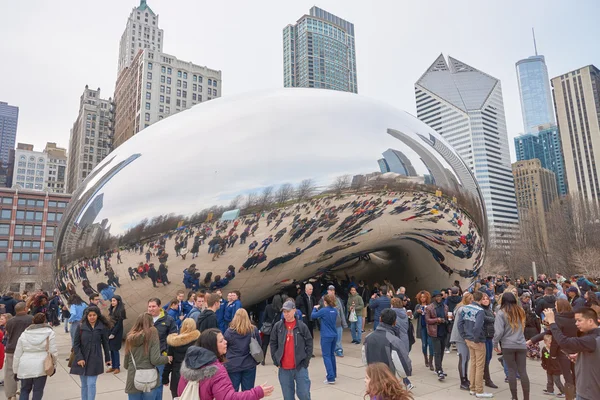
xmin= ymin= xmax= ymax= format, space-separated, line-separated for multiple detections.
xmin=13 ymin=324 xmax=58 ymax=379
xmin=197 ymin=309 xmax=218 ymax=332
xmin=493 ymin=309 xmax=527 ymax=350
xmin=177 ymin=346 xmax=264 ymax=400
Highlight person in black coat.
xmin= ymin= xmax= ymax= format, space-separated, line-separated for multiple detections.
xmin=158 ymin=263 xmax=171 ymax=285
xmin=69 ymin=306 xmax=112 ymax=400
xmin=147 ymin=263 xmax=158 ymax=287
xmin=107 ymin=295 xmax=126 ymax=374
xmin=163 ymin=318 xmax=200 ymax=398
xmin=0 ymin=293 xmax=20 ymax=316
xmin=261 ymin=294 xmax=284 ymax=365
xmin=295 ymin=283 xmax=317 ymax=339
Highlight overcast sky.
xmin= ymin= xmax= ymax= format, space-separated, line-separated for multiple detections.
xmin=1 ymin=0 xmax=598 ymax=160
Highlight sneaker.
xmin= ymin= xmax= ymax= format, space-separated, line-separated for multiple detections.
xmin=444 ymin=349 xmax=451 ymax=354
xmin=556 ymin=393 xmax=565 ymax=398
xmin=406 ymin=383 xmax=415 ymax=391
xmin=475 ymin=394 xmax=494 ymax=398
xmin=542 ymin=390 xmax=555 ymax=396
xmin=437 ymin=371 xmax=445 ymax=381
xmin=470 ymin=391 xmax=476 ymax=395
xmin=460 ymin=382 xmax=470 ymax=391
xmin=323 ymin=380 xmax=335 ymax=384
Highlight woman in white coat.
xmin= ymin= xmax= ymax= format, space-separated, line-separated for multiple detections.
xmin=13 ymin=312 xmax=58 ymax=400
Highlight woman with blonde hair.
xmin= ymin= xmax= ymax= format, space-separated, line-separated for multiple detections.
xmin=163 ymin=318 xmax=200 ymax=398
xmin=224 ymin=308 xmax=261 ymax=391
xmin=413 ymin=290 xmax=434 ymax=369
xmin=449 ymin=292 xmax=473 ymax=390
xmin=364 ymin=362 xmax=413 ymax=400
xmin=123 ymin=313 xmax=169 ymax=399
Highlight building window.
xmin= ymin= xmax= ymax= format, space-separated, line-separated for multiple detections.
xmin=2 ymin=198 xmax=12 ymax=205
xmin=167 ymin=77 xmax=171 ymax=84
xmin=161 ymin=66 xmax=166 ymax=73
xmin=146 ymin=82 xmax=152 ymax=90
xmin=47 ymin=212 xmax=56 ymax=221
xmin=0 ymin=224 xmax=9 ymax=235
xmin=48 ymin=201 xmax=57 ymax=207
xmin=160 ymin=75 xmax=165 ymax=83
xmin=167 ymin=68 xmax=172 ymax=75
xmin=213 ymin=89 xmax=217 ymax=96
xmin=183 ymin=81 xmax=187 ymax=89
xmin=44 ymin=253 xmax=52 ymax=261
xmin=145 ymin=113 xmax=150 ymax=122
xmin=34 ymin=226 xmax=42 ymax=236
xmin=166 ymin=87 xmax=171 ymax=94
xmin=177 ymin=80 xmax=181 ymax=88
xmin=0 ymin=209 xmax=11 ymax=219
xmin=146 ymin=92 xmax=151 ymax=100
xmin=160 ymin=95 xmax=164 ymax=103
xmin=177 ymin=71 xmax=182 ymax=78
xmin=160 ymin=85 xmax=165 ymax=93
xmin=182 ymin=100 xmax=187 ymax=108
xmin=176 ymin=99 xmax=181 ymax=107
xmin=182 ymin=90 xmax=187 ymax=97
xmin=58 ymin=202 xmax=66 ymax=208
xmin=193 ymin=75 xmax=197 ymax=82
xmin=148 ymin=62 xmax=153 ymax=70
xmin=213 ymin=80 xmax=217 ymax=87
xmin=0 ymin=253 xmax=6 ymax=261
xmin=177 ymin=89 xmax=181 ymax=97
xmin=45 ymin=241 xmax=54 ymax=250
xmin=0 ymin=240 xmax=7 ymax=247
xmin=183 ymin=72 xmax=188 ymax=79
xmin=199 ymin=76 xmax=203 ymax=83
xmin=193 ymin=84 xmax=197 ymax=91
xmin=159 ymin=105 xmax=164 ymax=113
xmin=14 ymin=225 xmax=23 ymax=235
xmin=23 ymin=225 xmax=32 ymax=235
xmin=208 ymin=79 xmax=212 ymax=86
xmin=147 ymin=72 xmax=152 ymax=79
xmin=146 ymin=102 xmax=151 ymax=110
xmin=166 ymin=97 xmax=170 ymax=104
xmin=192 ymin=94 xmax=196 ymax=101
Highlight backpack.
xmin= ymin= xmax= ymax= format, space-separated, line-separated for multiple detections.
xmin=174 ymin=380 xmax=200 ymax=400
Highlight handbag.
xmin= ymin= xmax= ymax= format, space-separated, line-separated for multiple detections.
xmin=44 ymin=337 xmax=56 ymax=376
xmin=249 ymin=329 xmax=264 ymax=363
xmin=67 ymin=348 xmax=75 ymax=368
xmin=173 ymin=380 xmax=200 ymax=400
xmin=130 ymin=353 xmax=159 ymax=392
xmin=261 ymin=321 xmax=273 ymax=335
xmin=349 ymin=309 xmax=358 ymax=322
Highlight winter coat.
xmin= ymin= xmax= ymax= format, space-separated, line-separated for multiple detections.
xmin=224 ymin=327 xmax=261 ymax=372
xmin=0 ymin=296 xmax=20 ymax=316
xmin=425 ymin=302 xmax=449 ymax=338
xmin=13 ymin=324 xmax=58 ymax=379
xmin=295 ymin=292 xmax=317 ymax=326
xmin=197 ymin=309 xmax=218 ymax=332
xmin=269 ymin=317 xmax=313 ymax=369
xmin=178 ymin=346 xmax=265 ymax=400
xmin=363 ymin=322 xmax=412 ymax=377
xmin=450 ymin=305 xmax=466 ymax=344
xmin=123 ymin=330 xmax=169 ymax=394
xmin=69 ymin=321 xmax=110 ymax=376
xmin=311 ymin=306 xmax=338 ymax=338
xmin=223 ymin=300 xmax=242 ymax=326
xmin=164 ymin=329 xmax=200 ymax=394
xmin=570 ymin=295 xmax=585 ymax=308
xmin=414 ymin=303 xmax=428 ymax=339
xmin=390 ymin=307 xmax=410 ymax=356
xmin=369 ymin=295 xmax=391 ymax=325
xmin=457 ymin=303 xmax=485 ymax=343
xmin=445 ymin=295 xmax=462 ymax=314
xmin=541 ymin=347 xmax=561 ymax=375
xmin=534 ymin=295 xmax=556 ymax=318
xmin=347 ymin=294 xmax=365 ymax=317
xmin=186 ymin=307 xmax=202 ymax=324
xmin=100 ymin=286 xmax=116 ymax=301
xmin=154 ymin=309 xmax=178 ymax=353
xmin=5 ymin=314 xmax=33 ymax=354
xmin=109 ymin=316 xmax=124 ymax=351
xmin=482 ymin=304 xmax=495 ymax=339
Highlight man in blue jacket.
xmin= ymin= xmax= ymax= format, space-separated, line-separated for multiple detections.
xmin=369 ymin=285 xmax=391 ymax=330
xmin=458 ymin=291 xmax=491 ymax=398
xmin=223 ymin=290 xmax=242 ymax=331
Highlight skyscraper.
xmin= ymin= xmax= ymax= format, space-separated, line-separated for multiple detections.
xmin=415 ymin=54 xmax=519 ymax=244
xmin=514 ymin=124 xmax=567 ymax=196
xmin=117 ymin=0 xmax=164 ymax=75
xmin=551 ymin=65 xmax=600 ymax=203
xmin=0 ymin=102 xmax=19 ymax=169
xmin=516 ymin=55 xmax=556 ymax=132
xmin=283 ymin=6 xmax=358 ymax=93
xmin=378 ymin=148 xmax=417 ymax=176
xmin=67 ymin=86 xmax=114 ymax=194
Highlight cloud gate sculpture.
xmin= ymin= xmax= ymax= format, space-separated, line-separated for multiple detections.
xmin=54 ymin=89 xmax=486 ymax=325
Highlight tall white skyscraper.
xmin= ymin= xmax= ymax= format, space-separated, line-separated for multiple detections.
xmin=117 ymin=0 xmax=164 ymax=75
xmin=415 ymin=54 xmax=519 ymax=245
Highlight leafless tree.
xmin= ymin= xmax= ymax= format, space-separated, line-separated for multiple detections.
xmin=257 ymin=186 xmax=274 ymax=210
xmin=296 ymin=179 xmax=317 ymax=201
xmin=244 ymin=192 xmax=258 ymax=210
xmin=228 ymin=195 xmax=243 ymax=210
xmin=330 ymin=175 xmax=351 ymax=195
xmin=275 ymin=183 xmax=294 ymax=205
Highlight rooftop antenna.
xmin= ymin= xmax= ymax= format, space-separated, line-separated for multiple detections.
xmin=532 ymin=28 xmax=538 ymax=56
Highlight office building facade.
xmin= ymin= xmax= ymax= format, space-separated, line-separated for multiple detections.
xmin=514 ymin=124 xmax=567 ymax=196
xmin=67 ymin=86 xmax=114 ymax=194
xmin=11 ymin=142 xmax=68 ymax=194
xmin=0 ymin=188 xmax=70 ymax=292
xmin=0 ymin=102 xmax=18 ymax=170
xmin=283 ymin=6 xmax=358 ymax=93
xmin=415 ymin=54 xmax=519 ymax=245
xmin=516 ymin=55 xmax=556 ymax=132
xmin=551 ymin=65 xmax=600 ymax=203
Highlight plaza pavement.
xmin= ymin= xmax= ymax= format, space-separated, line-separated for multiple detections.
xmin=0 ymin=321 xmax=556 ymax=400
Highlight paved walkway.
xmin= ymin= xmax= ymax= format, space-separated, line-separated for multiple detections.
xmin=0 ymin=322 xmax=558 ymax=399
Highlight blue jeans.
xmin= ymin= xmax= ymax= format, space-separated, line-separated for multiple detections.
xmin=373 ymin=318 xmax=380 ymax=331
xmin=421 ymin=328 xmax=434 ymax=356
xmin=128 ymin=393 xmax=155 ymax=400
xmin=228 ymin=367 xmax=256 ymax=391
xmin=321 ymin=336 xmax=337 ymax=382
xmin=154 ymin=364 xmax=165 ymax=400
xmin=350 ymin=316 xmax=363 ymax=343
xmin=110 ymin=350 xmax=121 ymax=369
xmin=70 ymin=321 xmax=81 ymax=346
xmin=485 ymin=338 xmax=493 ymax=366
xmin=278 ymin=367 xmax=311 ymax=400
xmin=80 ymin=375 xmax=97 ymax=400
xmin=335 ymin=326 xmax=343 ymax=355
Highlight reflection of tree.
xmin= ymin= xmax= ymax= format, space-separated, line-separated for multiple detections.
xmin=0 ymin=264 xmax=14 ymax=293
xmin=275 ymin=183 xmax=294 ymax=205
xmin=257 ymin=186 xmax=274 ymax=210
xmin=330 ymin=175 xmax=351 ymax=195
xmin=244 ymin=193 xmax=258 ymax=210
xmin=296 ymin=179 xmax=317 ymax=201
xmin=229 ymin=195 xmax=243 ymax=210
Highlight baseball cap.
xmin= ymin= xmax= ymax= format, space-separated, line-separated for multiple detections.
xmin=432 ymin=290 xmax=442 ymax=297
xmin=566 ymin=286 xmax=579 ymax=294
xmin=282 ymin=300 xmax=296 ymax=311
xmin=327 ymin=285 xmax=335 ymax=291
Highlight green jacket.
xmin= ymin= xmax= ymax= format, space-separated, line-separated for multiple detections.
xmin=347 ymin=294 xmax=364 ymax=316
xmin=123 ymin=329 xmax=169 ymax=394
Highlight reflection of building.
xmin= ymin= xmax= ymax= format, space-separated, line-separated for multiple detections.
xmin=67 ymin=86 xmax=114 ymax=194
xmin=113 ymin=1 xmax=222 ymax=150
xmin=378 ymin=149 xmax=417 ymax=176
xmin=551 ymin=65 xmax=600 ymax=203
xmin=516 ymin=55 xmax=556 ymax=132
xmin=415 ymin=54 xmax=518 ymax=244
xmin=351 ymin=174 xmax=366 ymax=188
xmin=78 ymin=194 xmax=104 ymax=229
xmin=514 ymin=124 xmax=567 ymax=196
xmin=0 ymin=188 xmax=70 ymax=292
xmin=512 ymin=159 xmax=558 ymax=246
xmin=11 ymin=143 xmax=68 ymax=193
xmin=283 ymin=7 xmax=358 ymax=93
xmin=0 ymin=102 xmax=18 ymax=169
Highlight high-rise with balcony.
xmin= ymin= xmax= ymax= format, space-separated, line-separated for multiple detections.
xmin=67 ymin=86 xmax=114 ymax=194
xmin=0 ymin=102 xmax=19 ymax=170
xmin=516 ymin=55 xmax=556 ymax=133
xmin=415 ymin=54 xmax=519 ymax=245
xmin=283 ymin=6 xmax=358 ymax=93
xmin=514 ymin=124 xmax=567 ymax=196
xmin=551 ymin=65 xmax=600 ymax=203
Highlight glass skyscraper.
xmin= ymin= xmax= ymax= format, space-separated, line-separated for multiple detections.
xmin=378 ymin=148 xmax=417 ymax=176
xmin=0 ymin=102 xmax=19 ymax=168
xmin=516 ymin=55 xmax=555 ymax=132
xmin=514 ymin=124 xmax=567 ymax=196
xmin=283 ymin=7 xmax=357 ymax=93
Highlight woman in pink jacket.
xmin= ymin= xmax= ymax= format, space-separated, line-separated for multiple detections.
xmin=178 ymin=328 xmax=274 ymax=399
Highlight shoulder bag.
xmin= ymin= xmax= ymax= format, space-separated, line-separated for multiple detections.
xmin=44 ymin=336 xmax=56 ymax=376
xmin=249 ymin=328 xmax=264 ymax=363
xmin=174 ymin=380 xmax=200 ymax=400
xmin=130 ymin=353 xmax=158 ymax=392
xmin=261 ymin=320 xmax=273 ymax=335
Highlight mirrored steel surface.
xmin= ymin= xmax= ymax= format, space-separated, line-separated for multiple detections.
xmin=54 ymin=89 xmax=487 ymax=319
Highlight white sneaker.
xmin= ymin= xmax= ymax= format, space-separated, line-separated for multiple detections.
xmin=470 ymin=391 xmax=476 ymax=396
xmin=323 ymin=379 xmax=335 ymax=384
xmin=445 ymin=349 xmax=451 ymax=354
xmin=406 ymin=383 xmax=415 ymax=391
xmin=475 ymin=393 xmax=494 ymax=398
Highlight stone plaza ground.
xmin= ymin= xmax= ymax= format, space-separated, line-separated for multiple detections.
xmin=0 ymin=321 xmax=559 ymax=400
